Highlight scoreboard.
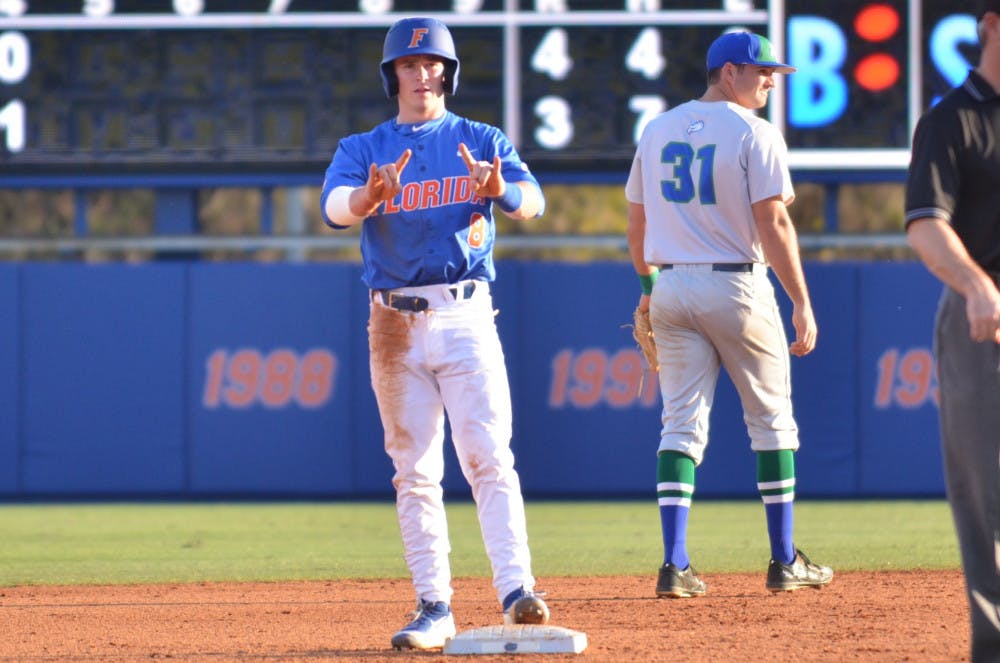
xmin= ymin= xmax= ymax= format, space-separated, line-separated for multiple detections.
xmin=0 ymin=0 xmax=982 ymax=179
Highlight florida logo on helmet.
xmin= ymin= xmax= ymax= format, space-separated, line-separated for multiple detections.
xmin=409 ymin=28 xmax=429 ymax=48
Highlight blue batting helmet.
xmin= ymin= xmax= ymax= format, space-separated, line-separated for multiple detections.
xmin=380 ymin=17 xmax=460 ymax=97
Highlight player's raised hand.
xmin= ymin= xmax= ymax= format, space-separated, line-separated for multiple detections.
xmin=458 ymin=142 xmax=505 ymax=198
xmin=364 ymin=149 xmax=412 ymax=206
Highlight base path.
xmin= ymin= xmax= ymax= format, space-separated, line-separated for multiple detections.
xmin=0 ymin=571 xmax=968 ymax=662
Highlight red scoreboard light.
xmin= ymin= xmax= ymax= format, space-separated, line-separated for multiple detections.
xmin=853 ymin=3 xmax=901 ymax=92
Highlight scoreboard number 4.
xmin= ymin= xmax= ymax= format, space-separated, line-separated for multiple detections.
xmin=531 ymin=28 xmax=573 ymax=81
xmin=626 ymin=28 xmax=666 ymax=79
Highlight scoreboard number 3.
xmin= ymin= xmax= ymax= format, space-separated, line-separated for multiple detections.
xmin=534 ymin=96 xmax=573 ymax=150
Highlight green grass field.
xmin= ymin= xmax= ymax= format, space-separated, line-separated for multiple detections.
xmin=0 ymin=500 xmax=959 ymax=586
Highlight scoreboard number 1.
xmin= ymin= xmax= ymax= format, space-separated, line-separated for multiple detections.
xmin=0 ymin=99 xmax=22 ymax=151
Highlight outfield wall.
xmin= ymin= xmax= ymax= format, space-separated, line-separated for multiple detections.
xmin=0 ymin=261 xmax=944 ymax=499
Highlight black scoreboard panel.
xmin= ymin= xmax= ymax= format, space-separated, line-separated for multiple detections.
xmin=0 ymin=0 xmax=766 ymax=176
xmin=0 ymin=0 xmax=983 ymax=178
xmin=3 ymin=27 xmax=507 ymax=172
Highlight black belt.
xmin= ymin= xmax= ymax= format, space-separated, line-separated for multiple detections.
xmin=660 ymin=263 xmax=754 ymax=273
xmin=373 ymin=281 xmax=477 ymax=312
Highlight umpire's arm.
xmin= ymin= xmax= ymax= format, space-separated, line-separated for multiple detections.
xmin=907 ymin=218 xmax=1000 ymax=343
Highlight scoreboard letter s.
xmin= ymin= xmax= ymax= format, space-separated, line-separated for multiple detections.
xmin=930 ymin=14 xmax=978 ymax=91
xmin=787 ymin=16 xmax=848 ymax=128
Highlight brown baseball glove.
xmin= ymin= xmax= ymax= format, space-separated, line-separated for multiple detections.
xmin=632 ymin=307 xmax=658 ymax=371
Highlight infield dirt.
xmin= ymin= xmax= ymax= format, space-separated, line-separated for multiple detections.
xmin=0 ymin=570 xmax=968 ymax=662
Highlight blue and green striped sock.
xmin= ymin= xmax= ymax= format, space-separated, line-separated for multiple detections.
xmin=657 ymin=451 xmax=695 ymax=569
xmin=757 ymin=449 xmax=796 ymax=565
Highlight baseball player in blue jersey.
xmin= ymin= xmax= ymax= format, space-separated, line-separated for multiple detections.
xmin=320 ymin=17 xmax=549 ymax=652
xmin=625 ymin=31 xmax=833 ymax=598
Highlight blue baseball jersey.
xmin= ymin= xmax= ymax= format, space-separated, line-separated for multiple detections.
xmin=321 ymin=111 xmax=541 ymax=290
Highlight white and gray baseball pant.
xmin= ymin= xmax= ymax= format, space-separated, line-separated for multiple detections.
xmin=649 ymin=263 xmax=801 ymax=465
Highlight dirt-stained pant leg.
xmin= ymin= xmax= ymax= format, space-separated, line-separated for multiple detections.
xmin=434 ymin=286 xmax=535 ymax=604
xmin=369 ymin=302 xmax=454 ymax=605
xmin=935 ymin=287 xmax=1000 ymax=663
xmin=368 ymin=285 xmax=535 ymax=608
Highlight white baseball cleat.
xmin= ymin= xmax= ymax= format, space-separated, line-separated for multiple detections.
xmin=390 ymin=599 xmax=456 ymax=650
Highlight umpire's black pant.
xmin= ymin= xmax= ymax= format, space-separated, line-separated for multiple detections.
xmin=936 ymin=285 xmax=1000 ymax=663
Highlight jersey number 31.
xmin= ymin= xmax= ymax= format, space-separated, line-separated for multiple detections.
xmin=660 ymin=142 xmax=717 ymax=205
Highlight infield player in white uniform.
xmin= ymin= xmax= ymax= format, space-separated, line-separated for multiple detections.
xmin=625 ymin=31 xmax=833 ymax=597
xmin=320 ymin=17 xmax=549 ymax=651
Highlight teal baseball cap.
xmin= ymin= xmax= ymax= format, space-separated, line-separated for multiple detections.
xmin=706 ymin=31 xmax=796 ymax=74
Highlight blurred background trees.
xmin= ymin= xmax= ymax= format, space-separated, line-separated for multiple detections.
xmin=0 ymin=179 xmax=907 ymax=262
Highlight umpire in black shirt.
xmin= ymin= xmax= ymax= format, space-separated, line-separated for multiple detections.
xmin=906 ymin=1 xmax=1000 ymax=660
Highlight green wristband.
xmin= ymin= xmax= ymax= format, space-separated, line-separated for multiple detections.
xmin=638 ymin=268 xmax=659 ymax=295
